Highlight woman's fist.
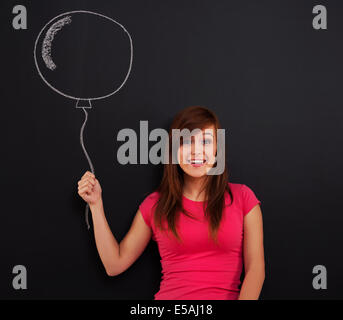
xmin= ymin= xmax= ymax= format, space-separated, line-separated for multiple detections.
xmin=78 ymin=171 xmax=102 ymax=206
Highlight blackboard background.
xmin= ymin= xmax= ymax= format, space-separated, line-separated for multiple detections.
xmin=1 ymin=0 xmax=342 ymax=299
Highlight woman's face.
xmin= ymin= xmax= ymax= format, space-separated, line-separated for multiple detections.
xmin=177 ymin=125 xmax=217 ymax=178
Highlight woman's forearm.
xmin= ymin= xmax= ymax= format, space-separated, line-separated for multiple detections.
xmin=238 ymin=267 xmax=265 ymax=300
xmin=89 ymin=199 xmax=121 ymax=276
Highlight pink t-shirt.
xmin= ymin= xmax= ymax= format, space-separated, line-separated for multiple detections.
xmin=139 ymin=182 xmax=261 ymax=300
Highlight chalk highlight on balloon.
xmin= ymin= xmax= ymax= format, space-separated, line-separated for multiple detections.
xmin=42 ymin=16 xmax=72 ymax=71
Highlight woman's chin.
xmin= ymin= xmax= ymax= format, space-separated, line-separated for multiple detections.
xmin=183 ymin=165 xmax=212 ymax=178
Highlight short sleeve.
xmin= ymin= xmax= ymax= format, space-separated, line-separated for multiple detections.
xmin=139 ymin=198 xmax=152 ymax=228
xmin=138 ymin=192 xmax=158 ymax=229
xmin=241 ymin=184 xmax=261 ymax=217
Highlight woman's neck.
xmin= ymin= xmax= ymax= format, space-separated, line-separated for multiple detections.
xmin=182 ymin=174 xmax=207 ymax=201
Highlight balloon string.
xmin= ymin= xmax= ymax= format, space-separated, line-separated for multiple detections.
xmin=80 ymin=107 xmax=95 ymax=230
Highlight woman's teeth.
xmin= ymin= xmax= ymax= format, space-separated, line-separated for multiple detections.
xmin=188 ymin=159 xmax=206 ymax=166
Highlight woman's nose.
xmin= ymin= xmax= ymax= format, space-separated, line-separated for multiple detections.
xmin=191 ymin=140 xmax=204 ymax=156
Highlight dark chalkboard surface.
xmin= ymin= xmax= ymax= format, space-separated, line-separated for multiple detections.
xmin=1 ymin=0 xmax=342 ymax=299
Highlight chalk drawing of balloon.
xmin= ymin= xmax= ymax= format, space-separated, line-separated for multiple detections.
xmin=34 ymin=10 xmax=133 ymax=229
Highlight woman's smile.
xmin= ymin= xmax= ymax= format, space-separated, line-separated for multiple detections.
xmin=187 ymin=158 xmax=207 ymax=167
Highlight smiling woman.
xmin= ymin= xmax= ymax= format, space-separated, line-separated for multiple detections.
xmin=77 ymin=105 xmax=265 ymax=300
xmin=137 ymin=106 xmax=264 ymax=299
xmin=177 ymin=126 xmax=218 ymax=174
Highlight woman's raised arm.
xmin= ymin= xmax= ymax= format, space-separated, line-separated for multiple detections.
xmin=78 ymin=171 xmax=152 ymax=276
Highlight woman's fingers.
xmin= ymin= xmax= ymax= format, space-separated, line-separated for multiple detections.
xmin=78 ymin=178 xmax=95 ymax=188
xmin=78 ymin=171 xmax=101 ymax=204
xmin=78 ymin=182 xmax=93 ymax=192
xmin=78 ymin=181 xmax=93 ymax=191
xmin=78 ymin=185 xmax=93 ymax=195
xmin=79 ymin=174 xmax=95 ymax=183
xmin=81 ymin=171 xmax=95 ymax=180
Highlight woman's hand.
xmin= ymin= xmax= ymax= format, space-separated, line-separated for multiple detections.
xmin=78 ymin=171 xmax=102 ymax=206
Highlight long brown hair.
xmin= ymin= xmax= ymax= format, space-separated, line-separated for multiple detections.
xmin=152 ymin=106 xmax=233 ymax=244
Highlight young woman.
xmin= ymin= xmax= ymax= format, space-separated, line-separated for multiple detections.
xmin=77 ymin=106 xmax=265 ymax=300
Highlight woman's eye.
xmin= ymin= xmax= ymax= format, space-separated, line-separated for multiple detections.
xmin=182 ymin=138 xmax=212 ymax=145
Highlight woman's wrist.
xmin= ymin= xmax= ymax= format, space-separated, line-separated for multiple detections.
xmin=89 ymin=198 xmax=103 ymax=212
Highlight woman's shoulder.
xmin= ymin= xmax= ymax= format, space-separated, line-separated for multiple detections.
xmin=227 ymin=182 xmax=261 ymax=215
xmin=228 ymin=182 xmax=244 ymax=191
xmin=139 ymin=190 xmax=160 ymax=209
xmin=224 ymin=182 xmax=240 ymax=204
xmin=138 ymin=191 xmax=160 ymax=228
xmin=142 ymin=190 xmax=160 ymax=202
xmin=228 ymin=182 xmax=255 ymax=193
